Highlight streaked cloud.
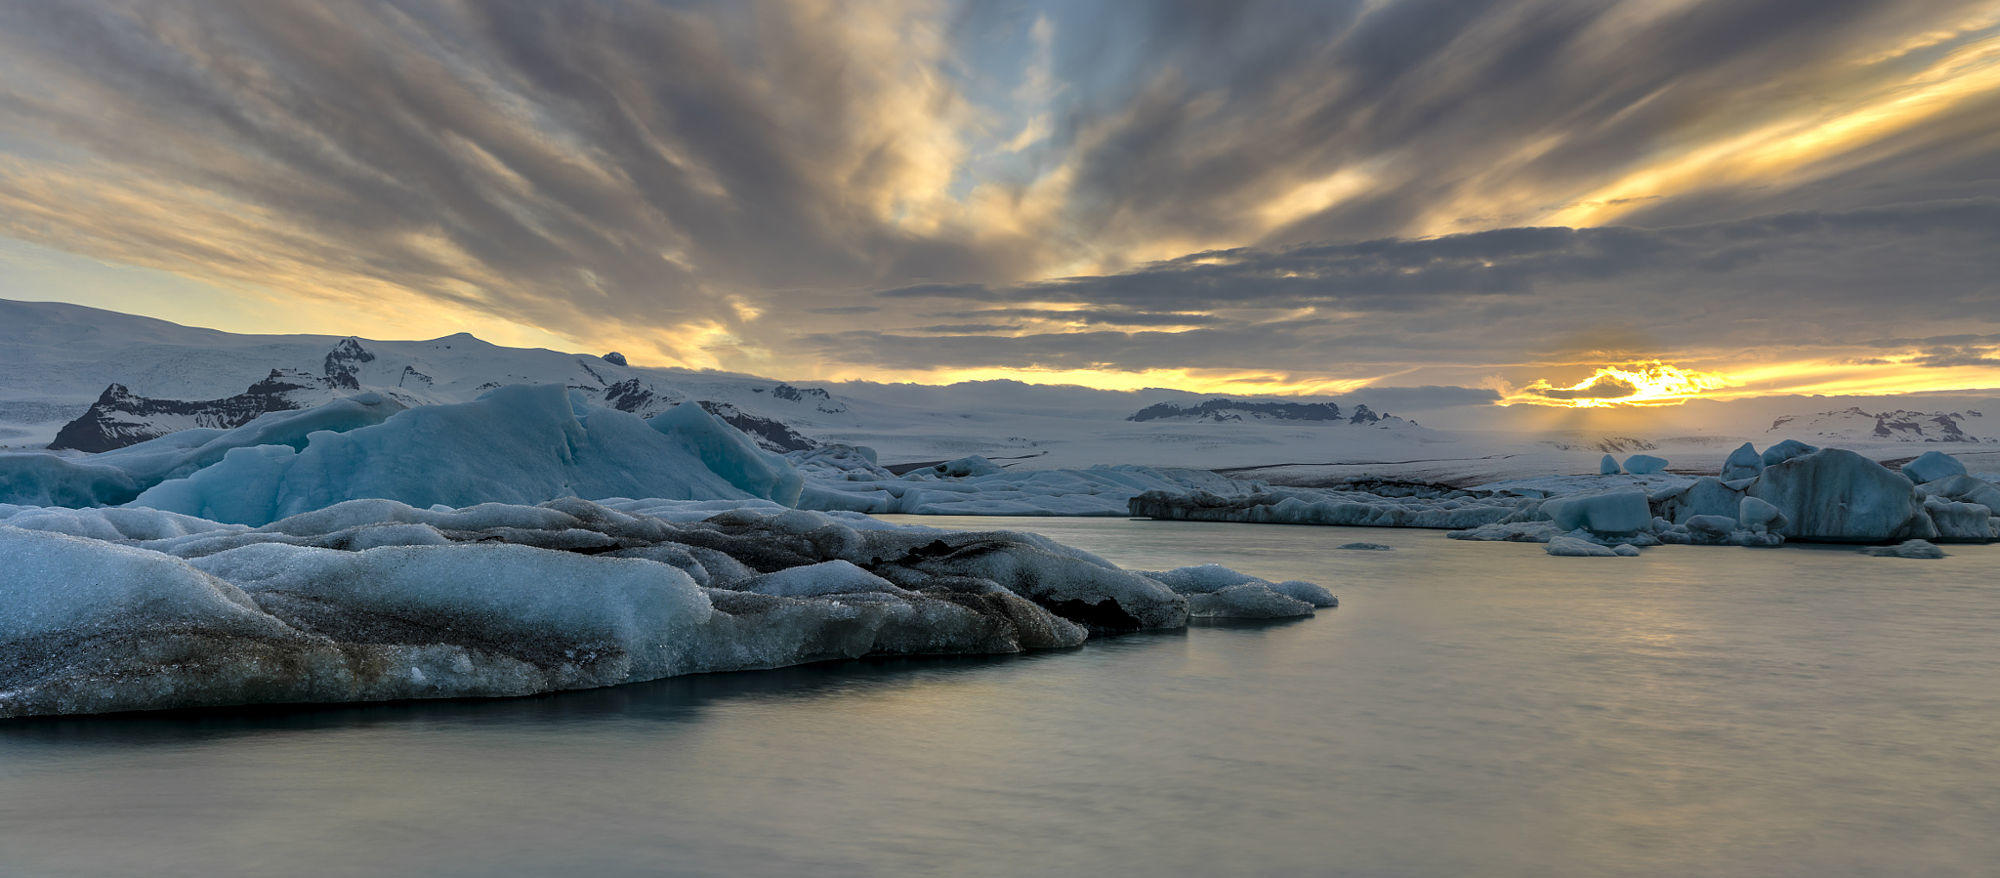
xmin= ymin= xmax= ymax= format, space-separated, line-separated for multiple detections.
xmin=0 ymin=0 xmax=1995 ymax=400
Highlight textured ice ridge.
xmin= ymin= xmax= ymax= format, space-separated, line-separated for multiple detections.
xmin=0 ymin=498 xmax=1331 ymax=718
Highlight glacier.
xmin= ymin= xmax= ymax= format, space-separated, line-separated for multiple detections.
xmin=0 ymin=497 xmax=1331 ymax=718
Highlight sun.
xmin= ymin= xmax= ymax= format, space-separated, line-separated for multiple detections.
xmin=1505 ymin=361 xmax=1734 ymax=407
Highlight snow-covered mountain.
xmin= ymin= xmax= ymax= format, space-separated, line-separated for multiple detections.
xmin=0 ymin=298 xmax=877 ymax=453
xmin=1767 ymin=407 xmax=1991 ymax=444
xmin=1126 ymin=398 xmax=1410 ymax=426
xmin=0 ymin=298 xmax=1455 ymax=470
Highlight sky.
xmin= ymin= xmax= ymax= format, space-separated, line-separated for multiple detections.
xmin=1 ymin=0 xmax=1997 ymax=410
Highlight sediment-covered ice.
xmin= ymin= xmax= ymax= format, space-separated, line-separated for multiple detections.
xmin=1862 ymin=539 xmax=1945 ymax=559
xmin=1127 ymin=484 xmax=1529 ymax=529
xmin=1 ymin=498 xmax=1328 ymax=718
xmin=800 ymin=461 xmax=1258 ymax=517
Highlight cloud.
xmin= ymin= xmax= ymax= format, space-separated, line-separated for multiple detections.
xmin=0 ymin=0 xmax=1994 ymax=389
xmin=1525 ymin=375 xmax=1640 ymax=400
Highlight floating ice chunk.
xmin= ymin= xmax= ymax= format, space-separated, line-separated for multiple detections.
xmin=1657 ymin=477 xmax=1743 ymax=524
xmin=1737 ymin=496 xmax=1786 ymax=533
xmin=1916 ymin=474 xmax=2000 ymax=516
xmin=1546 ymin=536 xmax=1623 ymax=557
xmin=1141 ymin=564 xmax=1336 ymax=608
xmin=1338 ymin=542 xmax=1394 ymax=551
xmin=1685 ymin=514 xmax=1738 ymax=538
xmin=1862 ymin=539 xmax=1945 ymax=559
xmin=1721 ymin=442 xmax=1763 ymax=481
xmin=1128 ymin=486 xmax=1525 ymax=529
xmin=1761 ymin=439 xmax=1819 ymax=467
xmin=1901 ymin=451 xmax=1967 ymax=485
xmin=1612 ymin=544 xmax=1641 ymax=557
xmin=919 ymin=456 xmax=1004 ymax=478
xmin=6 ymin=496 xmax=1333 ymax=717
xmin=1922 ymin=497 xmax=1996 ymax=542
xmin=1448 ymin=520 xmax=1565 ymax=543
xmin=1599 ymin=454 xmax=1621 ymax=475
xmin=1747 ymin=448 xmax=1933 ymax=542
xmin=1540 ymin=491 xmax=1652 ymax=535
xmin=806 ymin=464 xmax=1259 ymax=517
xmin=1186 ymin=584 xmax=1317 ymax=619
xmin=1623 ymin=454 xmax=1668 ymax=475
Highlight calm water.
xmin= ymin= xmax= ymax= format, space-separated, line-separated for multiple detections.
xmin=5 ymin=517 xmax=1999 ymax=877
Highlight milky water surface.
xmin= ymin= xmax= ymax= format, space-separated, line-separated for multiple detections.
xmin=4 ymin=518 xmax=1998 ymax=877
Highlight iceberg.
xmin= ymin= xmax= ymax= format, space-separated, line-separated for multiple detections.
xmin=130 ymin=386 xmax=803 ymax=526
xmin=1140 ymin=564 xmax=1336 ymax=619
xmin=921 ymin=456 xmax=1005 ymax=478
xmin=1916 ymin=474 xmax=2000 ymax=516
xmin=1655 ymin=477 xmax=1743 ymax=524
xmin=1720 ymin=442 xmax=1763 ymax=481
xmin=1127 ymin=485 xmax=1529 ymax=529
xmin=803 ymin=464 xmax=1259 ymax=517
xmin=1901 ymin=451 xmax=1966 ymax=485
xmin=1540 ymin=491 xmax=1652 ymax=535
xmin=1599 ymin=454 xmax=1621 ymax=475
xmin=1545 ymin=536 xmax=1632 ymax=557
xmin=1745 ymin=448 xmax=1932 ymax=543
xmin=0 ymin=393 xmax=407 ymax=508
xmin=0 ymin=497 xmax=1329 ymax=718
xmin=1862 ymin=539 xmax=1945 ymax=559
xmin=1922 ymin=497 xmax=1997 ymax=542
xmin=1760 ymin=439 xmax=1819 ymax=468
xmin=1623 ymin=454 xmax=1668 ymax=475
xmin=1737 ymin=496 xmax=1787 ymax=533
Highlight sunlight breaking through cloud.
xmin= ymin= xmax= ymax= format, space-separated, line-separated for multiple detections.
xmin=1508 ymin=361 xmax=1735 ymax=407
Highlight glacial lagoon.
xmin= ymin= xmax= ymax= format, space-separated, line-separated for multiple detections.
xmin=5 ymin=517 xmax=1998 ymax=877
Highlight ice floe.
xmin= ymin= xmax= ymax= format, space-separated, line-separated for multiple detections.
xmin=0 ymin=498 xmax=1331 ymax=718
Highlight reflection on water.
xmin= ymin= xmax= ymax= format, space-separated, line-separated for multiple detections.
xmin=5 ymin=518 xmax=1998 ymax=877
